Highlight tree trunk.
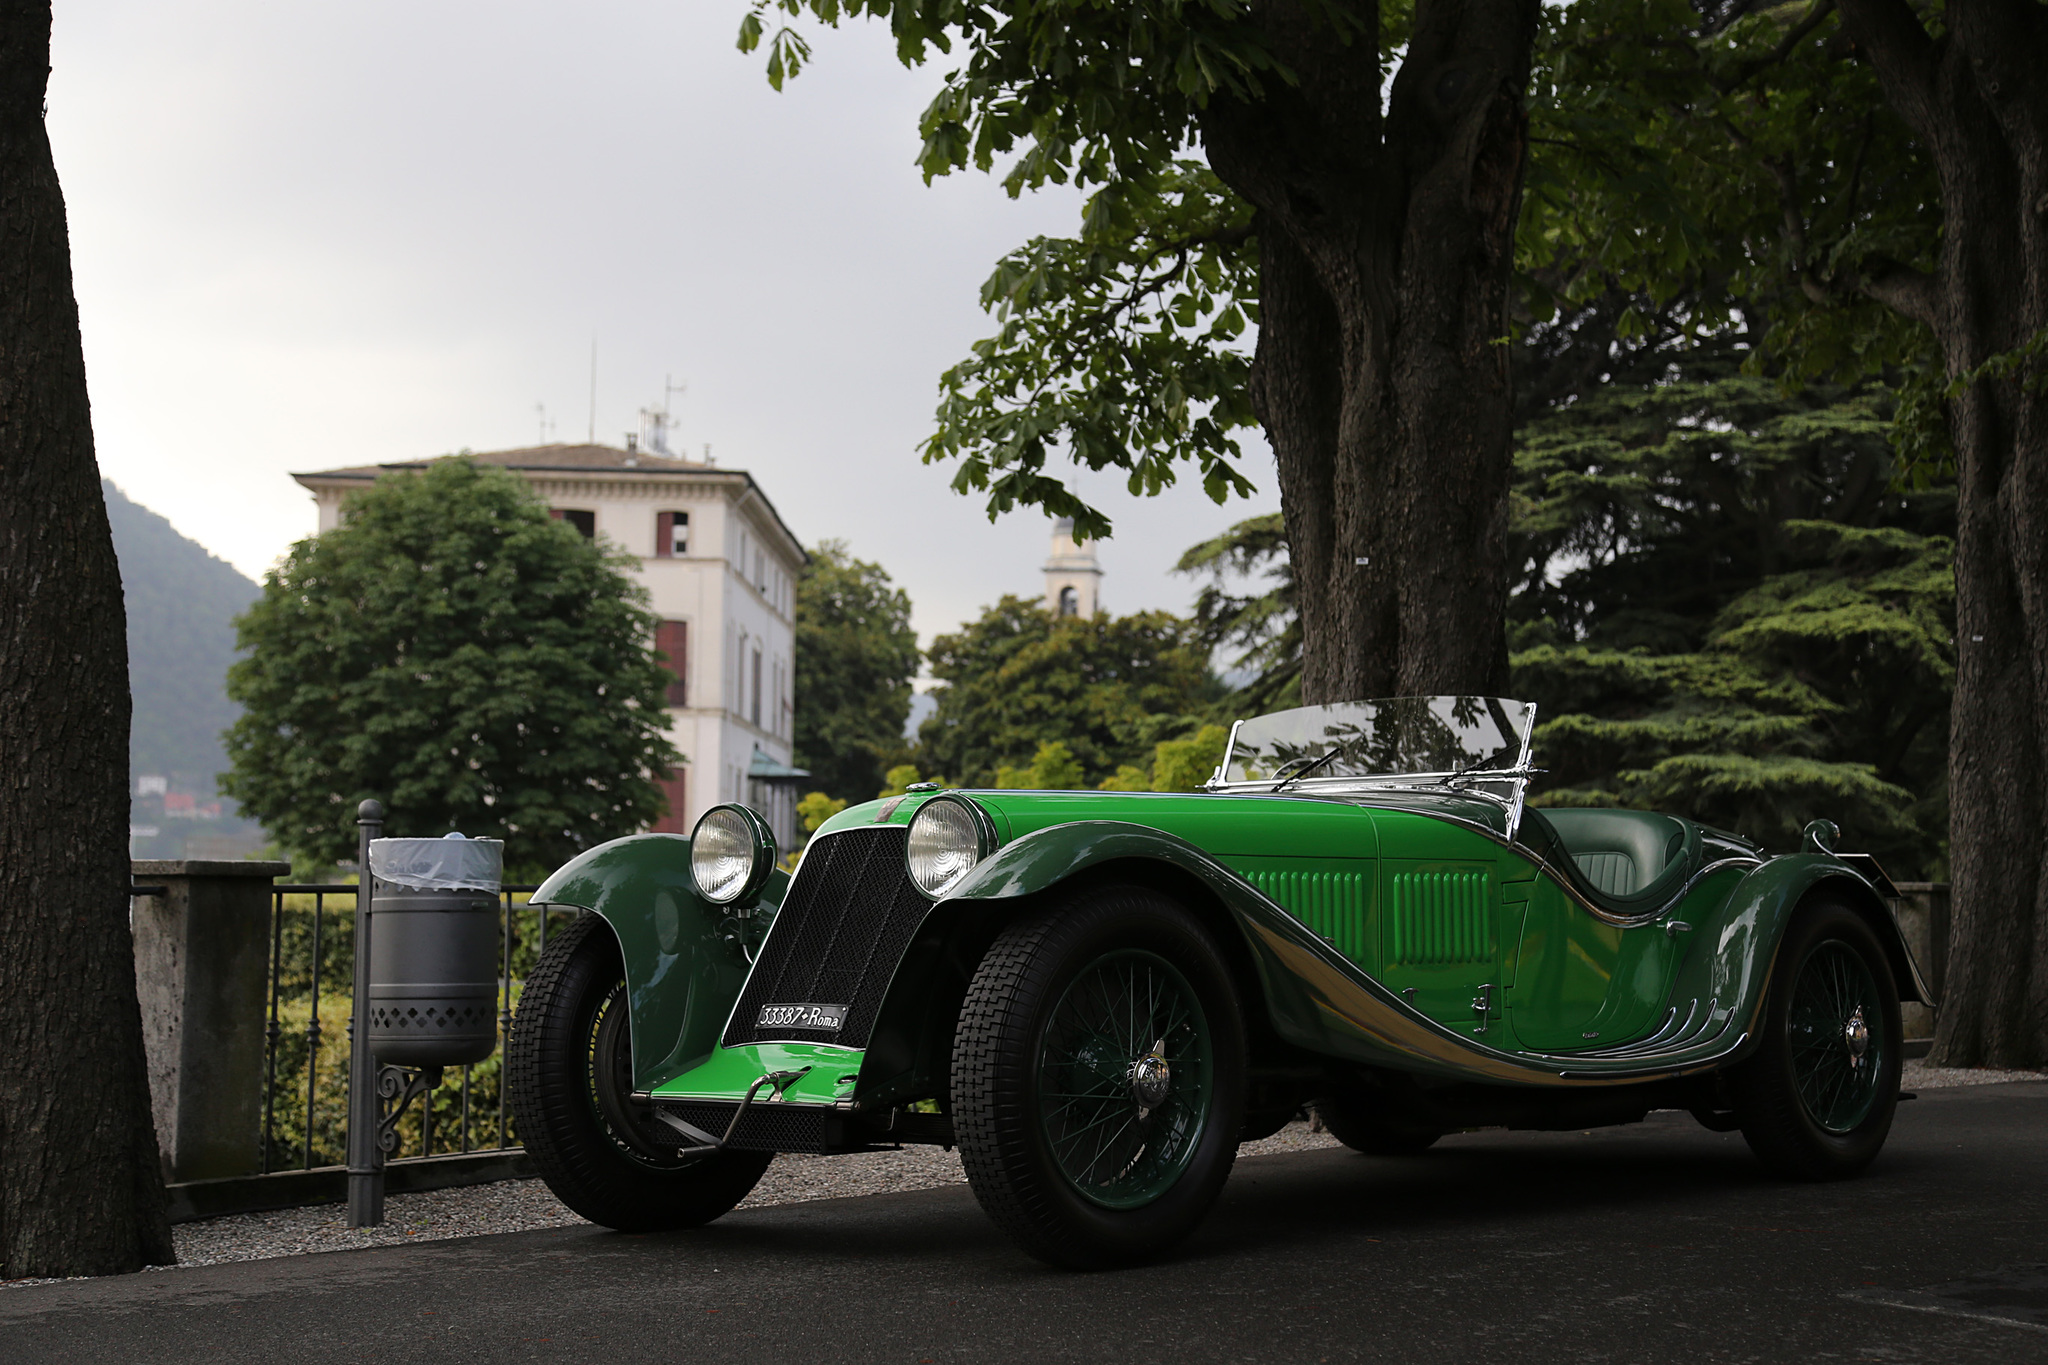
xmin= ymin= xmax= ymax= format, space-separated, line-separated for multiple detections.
xmin=1203 ymin=0 xmax=1534 ymax=704
xmin=1838 ymin=0 xmax=2048 ymax=1067
xmin=0 ymin=2 xmax=173 ymax=1275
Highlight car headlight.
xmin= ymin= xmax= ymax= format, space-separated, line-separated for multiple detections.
xmin=905 ymin=795 xmax=997 ymax=899
xmin=690 ymin=804 xmax=776 ymax=905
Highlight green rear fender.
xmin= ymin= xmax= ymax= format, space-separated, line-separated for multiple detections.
xmin=530 ymin=833 xmax=787 ymax=1092
xmin=1687 ymin=855 xmax=1931 ymax=1021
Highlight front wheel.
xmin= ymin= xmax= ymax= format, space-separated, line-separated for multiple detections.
xmin=506 ymin=913 xmax=771 ymax=1231
xmin=952 ymin=885 xmax=1246 ymax=1269
xmin=1726 ymin=899 xmax=1902 ymax=1180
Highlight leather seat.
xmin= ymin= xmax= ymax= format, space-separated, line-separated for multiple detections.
xmin=1518 ymin=807 xmax=1700 ymax=913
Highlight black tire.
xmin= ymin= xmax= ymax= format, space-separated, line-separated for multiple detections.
xmin=506 ymin=913 xmax=771 ymax=1231
xmin=1313 ymin=1092 xmax=1442 ymax=1156
xmin=952 ymin=884 xmax=1246 ymax=1269
xmin=1726 ymin=899 xmax=1902 ymax=1180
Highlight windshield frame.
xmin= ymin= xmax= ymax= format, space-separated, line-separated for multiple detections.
xmin=1206 ymin=696 xmax=1541 ymax=837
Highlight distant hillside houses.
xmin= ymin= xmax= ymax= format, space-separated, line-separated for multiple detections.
xmin=104 ymin=480 xmax=269 ymax=859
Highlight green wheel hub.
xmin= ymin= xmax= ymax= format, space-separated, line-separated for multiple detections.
xmin=1787 ymin=940 xmax=1888 ymax=1133
xmin=1035 ymin=949 xmax=1214 ymax=1209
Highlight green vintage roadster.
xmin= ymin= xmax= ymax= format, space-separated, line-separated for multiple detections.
xmin=506 ymin=696 xmax=1929 ymax=1268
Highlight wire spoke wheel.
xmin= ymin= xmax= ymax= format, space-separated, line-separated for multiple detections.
xmin=1786 ymin=941 xmax=1886 ymax=1134
xmin=1037 ymin=950 xmax=1214 ymax=1209
xmin=1726 ymin=898 xmax=1902 ymax=1181
xmin=952 ymin=884 xmax=1245 ymax=1268
xmin=507 ymin=913 xmax=771 ymax=1230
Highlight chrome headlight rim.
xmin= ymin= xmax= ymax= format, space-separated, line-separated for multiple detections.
xmin=689 ymin=803 xmax=777 ymax=905
xmin=904 ymin=794 xmax=999 ymax=901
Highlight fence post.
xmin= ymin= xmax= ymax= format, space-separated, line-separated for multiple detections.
xmin=346 ymin=799 xmax=385 ymax=1226
xmin=131 ymin=858 xmax=293 ymax=1183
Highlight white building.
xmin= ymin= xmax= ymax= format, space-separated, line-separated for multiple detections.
xmin=1043 ymin=517 xmax=1103 ymax=618
xmin=294 ymin=442 xmax=809 ymax=849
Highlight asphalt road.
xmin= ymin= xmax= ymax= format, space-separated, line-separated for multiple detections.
xmin=5 ymin=1082 xmax=2045 ymax=1364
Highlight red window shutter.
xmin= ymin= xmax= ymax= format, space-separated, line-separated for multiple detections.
xmin=655 ymin=511 xmax=673 ymax=558
xmin=651 ymin=765 xmax=689 ymax=834
xmin=656 ymin=620 xmax=687 ymax=707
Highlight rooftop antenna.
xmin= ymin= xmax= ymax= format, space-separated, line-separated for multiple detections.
xmin=587 ymin=338 xmax=597 ymax=445
xmin=534 ymin=401 xmax=554 ymax=445
xmin=640 ymin=375 xmax=687 ymax=457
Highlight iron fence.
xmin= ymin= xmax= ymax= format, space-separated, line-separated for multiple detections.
xmin=259 ymin=882 xmax=567 ymax=1173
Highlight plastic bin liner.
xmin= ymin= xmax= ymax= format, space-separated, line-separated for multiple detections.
xmin=368 ymin=834 xmax=504 ymax=892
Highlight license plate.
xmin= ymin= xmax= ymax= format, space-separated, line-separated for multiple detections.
xmin=756 ymin=1002 xmax=848 ymax=1031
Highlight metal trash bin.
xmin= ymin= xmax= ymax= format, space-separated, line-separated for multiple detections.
xmin=365 ymin=834 xmax=503 ymax=1066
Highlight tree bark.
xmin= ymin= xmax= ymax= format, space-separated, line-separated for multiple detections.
xmin=1837 ymin=0 xmax=2048 ymax=1067
xmin=0 ymin=2 xmax=173 ymax=1275
xmin=1203 ymin=0 xmax=1534 ymax=704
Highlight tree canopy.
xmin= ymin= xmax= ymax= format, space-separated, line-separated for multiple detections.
xmin=1509 ymin=340 xmax=1953 ymax=872
xmin=918 ymin=596 xmax=1220 ymax=788
xmin=792 ymin=540 xmax=921 ymax=802
xmin=222 ymin=459 xmax=679 ymax=874
xmin=746 ymin=0 xmax=1540 ymax=701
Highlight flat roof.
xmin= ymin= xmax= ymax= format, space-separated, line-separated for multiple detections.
xmin=293 ymin=442 xmax=806 ymax=563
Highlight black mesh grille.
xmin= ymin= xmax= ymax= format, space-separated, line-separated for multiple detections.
xmin=657 ymin=1101 xmax=830 ymax=1154
xmin=722 ymin=825 xmax=931 ymax=1049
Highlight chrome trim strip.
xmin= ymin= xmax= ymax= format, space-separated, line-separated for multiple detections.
xmin=1533 ymin=996 xmax=1735 ymax=1063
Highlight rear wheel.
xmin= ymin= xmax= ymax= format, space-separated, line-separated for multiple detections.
xmin=507 ymin=913 xmax=771 ymax=1230
xmin=1727 ymin=900 xmax=1902 ymax=1180
xmin=952 ymin=885 xmax=1245 ymax=1269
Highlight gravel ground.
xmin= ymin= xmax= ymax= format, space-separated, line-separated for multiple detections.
xmin=1901 ymin=1058 xmax=2047 ymax=1089
xmin=6 ymin=1062 xmax=2039 ymax=1288
xmin=165 ymin=1121 xmax=1345 ymax=1271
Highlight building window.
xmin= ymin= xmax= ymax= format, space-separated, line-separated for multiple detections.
xmin=1058 ymin=585 xmax=1080 ymax=617
xmin=655 ymin=510 xmax=689 ymax=557
xmin=734 ymin=629 xmax=746 ymax=711
xmin=655 ymin=620 xmax=687 ymax=707
xmin=755 ymin=548 xmax=766 ymax=592
xmin=551 ymin=508 xmax=596 ymax=538
xmin=750 ymin=648 xmax=763 ymax=727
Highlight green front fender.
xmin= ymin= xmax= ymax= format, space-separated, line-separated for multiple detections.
xmin=530 ymin=833 xmax=787 ymax=1092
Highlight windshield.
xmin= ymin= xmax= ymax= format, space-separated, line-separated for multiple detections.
xmin=1222 ymin=696 xmax=1536 ymax=786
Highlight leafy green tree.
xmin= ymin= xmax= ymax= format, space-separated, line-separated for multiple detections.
xmin=1177 ymin=512 xmax=1300 ymax=714
xmin=1507 ymin=349 xmax=1953 ymax=873
xmin=996 ymin=740 xmax=1086 ymax=790
xmin=1174 ymin=350 xmax=1957 ymax=873
xmin=793 ymin=540 xmax=921 ymax=802
xmin=1524 ymin=0 xmax=2045 ymax=1064
xmin=1099 ymin=764 xmax=1154 ymax=792
xmin=919 ymin=597 xmax=1219 ymax=788
xmin=1151 ymin=724 xmax=1233 ymax=793
xmin=797 ymin=790 xmax=848 ymax=832
xmin=745 ymin=0 xmax=1542 ymax=701
xmin=222 ymin=459 xmax=680 ymax=874
xmin=878 ymin=762 xmax=924 ymax=799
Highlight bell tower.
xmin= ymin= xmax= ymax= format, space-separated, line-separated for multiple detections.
xmin=1042 ymin=517 xmax=1103 ymax=619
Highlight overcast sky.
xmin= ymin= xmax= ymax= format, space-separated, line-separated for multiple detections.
xmin=50 ymin=0 xmax=1280 ymax=654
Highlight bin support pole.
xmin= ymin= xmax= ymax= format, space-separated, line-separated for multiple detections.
xmin=346 ymin=799 xmax=385 ymax=1227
